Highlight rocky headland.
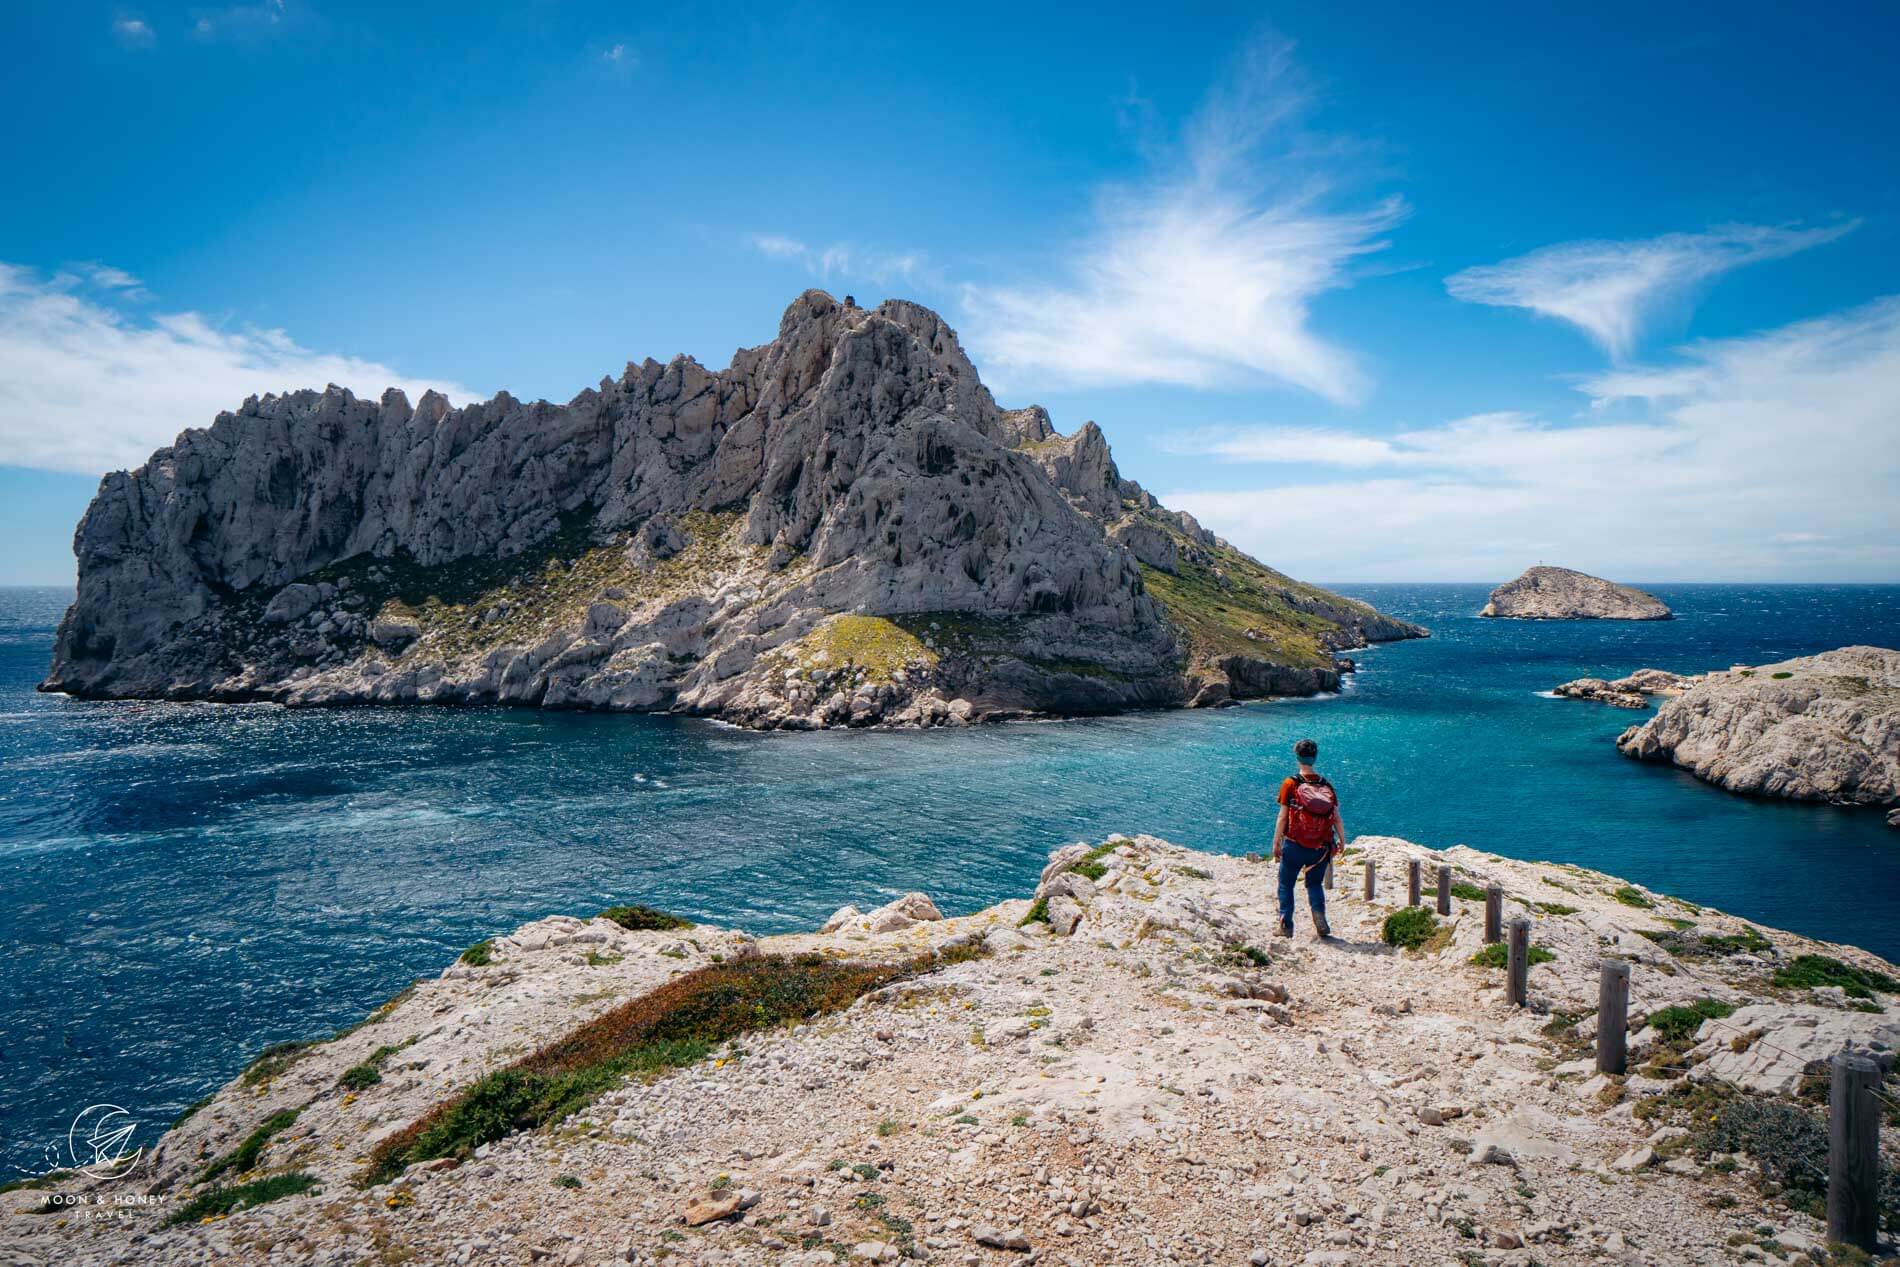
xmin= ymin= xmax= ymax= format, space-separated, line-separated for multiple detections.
xmin=1617 ymin=646 xmax=1900 ymax=820
xmin=38 ymin=292 xmax=1422 ymax=728
xmin=1553 ymin=669 xmax=1704 ymax=710
xmin=1481 ymin=568 xmax=1672 ymax=621
xmin=7 ymin=835 xmax=1897 ymax=1267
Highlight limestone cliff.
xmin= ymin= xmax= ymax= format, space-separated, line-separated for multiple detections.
xmin=1617 ymin=645 xmax=1900 ymax=814
xmin=1480 ymin=567 xmax=1671 ymax=620
xmin=41 ymin=292 xmax=1422 ymax=727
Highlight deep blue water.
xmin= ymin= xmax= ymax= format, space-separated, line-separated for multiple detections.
xmin=1 ymin=582 xmax=1897 ymax=1175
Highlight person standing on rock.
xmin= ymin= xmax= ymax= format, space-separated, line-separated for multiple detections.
xmin=1271 ymin=738 xmax=1345 ymax=939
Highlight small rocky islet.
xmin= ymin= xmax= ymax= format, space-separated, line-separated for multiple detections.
xmin=8 ymin=834 xmax=1896 ymax=1266
xmin=1480 ymin=568 xmax=1672 ymax=621
xmin=38 ymin=291 xmax=1422 ymax=729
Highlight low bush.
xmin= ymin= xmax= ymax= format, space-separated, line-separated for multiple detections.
xmin=1470 ymin=942 xmax=1555 ymax=968
xmin=200 ymin=1109 xmax=299 ymax=1184
xmin=459 ymin=940 xmax=494 ymax=967
xmin=597 ymin=904 xmax=693 ymax=932
xmin=1611 ymin=886 xmax=1654 ymax=909
xmin=1448 ymin=881 xmax=1488 ymax=902
xmin=167 ymin=1172 xmax=318 ymax=1225
xmin=1381 ymin=907 xmax=1438 ymax=950
xmin=1018 ymin=897 xmax=1050 ymax=927
xmin=1645 ymin=997 xmax=1737 ymax=1041
xmin=1772 ymin=954 xmax=1898 ymax=999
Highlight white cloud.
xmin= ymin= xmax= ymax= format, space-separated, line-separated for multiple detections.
xmin=957 ymin=37 xmax=1401 ymax=402
xmin=0 ymin=263 xmax=478 ymax=476
xmin=601 ymin=42 xmax=635 ymax=73
xmin=1160 ymin=297 xmax=1900 ymax=581
xmin=744 ymin=234 xmax=934 ymax=288
xmin=1445 ymin=222 xmax=1857 ymax=359
xmin=111 ymin=16 xmax=155 ymax=46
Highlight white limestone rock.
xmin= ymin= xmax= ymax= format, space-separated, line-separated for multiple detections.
xmin=1617 ymin=646 xmax=1900 ymax=808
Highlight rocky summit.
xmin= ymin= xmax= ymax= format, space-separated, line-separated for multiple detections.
xmin=40 ymin=291 xmax=1421 ymax=728
xmin=1617 ymin=645 xmax=1900 ymax=819
xmin=1479 ymin=567 xmax=1671 ymax=621
xmin=7 ymin=834 xmax=1896 ymax=1266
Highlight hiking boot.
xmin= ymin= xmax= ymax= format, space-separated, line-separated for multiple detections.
xmin=1313 ymin=913 xmax=1332 ymax=939
xmin=1278 ymin=916 xmax=1294 ymax=939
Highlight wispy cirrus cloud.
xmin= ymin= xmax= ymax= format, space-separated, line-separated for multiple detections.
xmin=0 ymin=263 xmax=477 ymax=476
xmin=957 ymin=36 xmax=1403 ymax=403
xmin=743 ymin=234 xmax=935 ymax=288
xmin=1445 ymin=222 xmax=1857 ymax=359
xmin=1161 ymin=297 xmax=1900 ymax=581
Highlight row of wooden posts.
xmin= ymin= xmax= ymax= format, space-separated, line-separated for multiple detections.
xmin=1326 ymin=852 xmax=1885 ymax=1250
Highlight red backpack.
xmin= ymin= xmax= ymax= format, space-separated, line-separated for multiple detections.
xmin=1284 ymin=775 xmax=1338 ymax=850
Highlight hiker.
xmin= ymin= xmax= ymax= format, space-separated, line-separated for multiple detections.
xmin=1271 ymin=737 xmax=1345 ymax=938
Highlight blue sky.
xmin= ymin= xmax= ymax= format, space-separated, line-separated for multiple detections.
xmin=2 ymin=2 xmax=1897 ymax=584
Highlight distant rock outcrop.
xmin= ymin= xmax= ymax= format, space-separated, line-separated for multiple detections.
xmin=1617 ymin=646 xmax=1900 ymax=813
xmin=1553 ymin=668 xmax=1702 ymax=709
xmin=41 ymin=291 xmax=1423 ymax=728
xmin=1480 ymin=567 xmax=1671 ymax=620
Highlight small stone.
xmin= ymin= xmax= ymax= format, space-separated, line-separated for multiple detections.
xmin=1611 ymin=1146 xmax=1655 ymax=1173
xmin=684 ymin=1193 xmax=744 ymax=1225
xmin=972 ymin=1224 xmax=1031 ymax=1251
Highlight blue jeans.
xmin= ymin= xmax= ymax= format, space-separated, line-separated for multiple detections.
xmin=1278 ymin=842 xmax=1330 ymax=922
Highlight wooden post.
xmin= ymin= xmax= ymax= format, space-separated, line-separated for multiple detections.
xmin=1827 ymin=1051 xmax=1880 ymax=1250
xmin=1363 ymin=858 xmax=1376 ymax=901
xmin=1435 ymin=865 xmax=1452 ymax=915
xmin=1407 ymin=859 xmax=1421 ymax=907
xmin=1506 ymin=918 xmax=1530 ymax=1007
xmin=1596 ymin=960 xmax=1630 ymax=1075
xmin=1484 ymin=885 xmax=1503 ymax=944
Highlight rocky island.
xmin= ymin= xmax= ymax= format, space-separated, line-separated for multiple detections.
xmin=7 ymin=834 xmax=1897 ymax=1267
xmin=1480 ymin=568 xmax=1672 ymax=621
xmin=1617 ymin=645 xmax=1900 ymax=822
xmin=40 ymin=292 xmax=1422 ymax=728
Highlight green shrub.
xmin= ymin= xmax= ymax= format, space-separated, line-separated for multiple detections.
xmin=459 ymin=940 xmax=494 ymax=967
xmin=338 ymin=1044 xmax=404 ymax=1091
xmin=1770 ymin=671 xmax=1793 ymax=680
xmin=1381 ymin=907 xmax=1438 ymax=950
xmin=199 ymin=1110 xmax=300 ymax=1184
xmin=597 ymin=904 xmax=693 ymax=932
xmin=1019 ymin=897 xmax=1050 ymax=927
xmin=1773 ymin=954 xmax=1898 ymax=999
xmin=1611 ymin=886 xmax=1654 ymax=909
xmin=167 ymin=1172 xmax=318 ymax=1225
xmin=1448 ymin=881 xmax=1487 ymax=902
xmin=1645 ymin=998 xmax=1737 ymax=1041
xmin=1470 ymin=942 xmax=1555 ymax=968
xmin=1534 ymin=901 xmax=1579 ymax=916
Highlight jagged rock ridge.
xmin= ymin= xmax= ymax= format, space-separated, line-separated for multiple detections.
xmin=1480 ymin=566 xmax=1671 ymax=620
xmin=42 ymin=291 xmax=1423 ymax=727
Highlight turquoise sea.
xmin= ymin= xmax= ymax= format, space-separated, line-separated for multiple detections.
xmin=1 ymin=582 xmax=1896 ymax=1175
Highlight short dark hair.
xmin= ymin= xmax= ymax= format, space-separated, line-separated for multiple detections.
xmin=1294 ymin=738 xmax=1319 ymax=764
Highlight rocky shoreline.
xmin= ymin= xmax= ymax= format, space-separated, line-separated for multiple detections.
xmin=1617 ymin=646 xmax=1900 ymax=820
xmin=7 ymin=835 xmax=1896 ymax=1267
xmin=1554 ymin=668 xmax=1703 ymax=710
xmin=39 ymin=291 xmax=1422 ymax=730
